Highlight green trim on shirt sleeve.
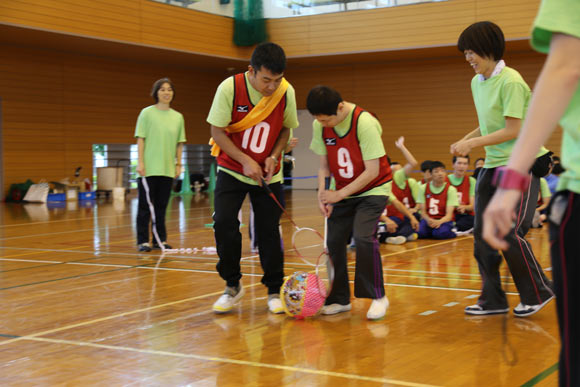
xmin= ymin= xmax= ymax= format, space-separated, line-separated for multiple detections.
xmin=357 ymin=112 xmax=386 ymax=161
xmin=309 ymin=121 xmax=327 ymax=156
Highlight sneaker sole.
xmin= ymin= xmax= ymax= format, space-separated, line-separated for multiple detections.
xmin=212 ymin=287 xmax=245 ymax=313
xmin=321 ymin=305 xmax=352 ymax=315
xmin=465 ymin=308 xmax=509 ymax=315
xmin=513 ymin=295 xmax=554 ymax=318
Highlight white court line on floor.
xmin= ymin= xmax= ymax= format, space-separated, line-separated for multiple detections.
xmin=18 ymin=336 xmax=440 ymax=387
xmin=443 ymin=302 xmax=459 ymax=307
xmin=419 ymin=311 xmax=437 ymax=316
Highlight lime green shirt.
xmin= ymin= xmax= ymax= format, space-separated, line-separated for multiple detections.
xmin=135 ymin=106 xmax=186 ymax=178
xmin=471 ymin=67 xmax=548 ymax=168
xmin=540 ymin=177 xmax=552 ymax=199
xmin=532 ymin=0 xmax=580 ymax=193
xmin=310 ymin=107 xmax=388 ymax=197
xmin=416 ymin=182 xmax=459 ymax=208
xmin=206 ymin=73 xmax=299 ymax=185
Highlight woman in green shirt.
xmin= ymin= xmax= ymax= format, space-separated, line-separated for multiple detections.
xmin=451 ymin=21 xmax=554 ymax=317
xmin=483 ymin=1 xmax=580 ymax=384
xmin=134 ymin=78 xmax=186 ymax=252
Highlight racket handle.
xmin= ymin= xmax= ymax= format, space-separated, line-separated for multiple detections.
xmin=324 ymin=176 xmax=331 ymax=190
xmin=260 ymin=177 xmax=273 ymax=194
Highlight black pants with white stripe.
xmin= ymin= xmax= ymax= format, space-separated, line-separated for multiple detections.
xmin=473 ymin=168 xmax=553 ymax=309
xmin=548 ymin=191 xmax=579 ymax=387
xmin=136 ymin=176 xmax=173 ymax=245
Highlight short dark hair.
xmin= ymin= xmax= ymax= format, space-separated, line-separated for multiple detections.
xmin=552 ymin=163 xmax=565 ymax=175
xmin=390 ymin=161 xmax=400 ymax=167
xmin=431 ymin=161 xmax=446 ymax=171
xmin=151 ymin=77 xmax=174 ymax=103
xmin=306 ymin=85 xmax=343 ymax=116
xmin=250 ymin=42 xmax=286 ymax=75
xmin=420 ymin=160 xmax=433 ymax=173
xmin=474 ymin=157 xmax=485 ymax=166
xmin=453 ymin=155 xmax=470 ymax=164
xmin=552 ymin=155 xmax=561 ymax=163
xmin=457 ymin=21 xmax=505 ymax=61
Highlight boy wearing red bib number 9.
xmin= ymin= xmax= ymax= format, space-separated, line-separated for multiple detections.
xmin=207 ymin=43 xmax=299 ymax=314
xmin=308 ymin=85 xmax=392 ymax=320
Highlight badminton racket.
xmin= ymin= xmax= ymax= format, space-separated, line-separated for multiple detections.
xmin=260 ymin=178 xmax=333 ymax=296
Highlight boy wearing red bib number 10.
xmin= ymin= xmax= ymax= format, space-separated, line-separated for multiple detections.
xmin=207 ymin=42 xmax=299 ymax=314
xmin=308 ymin=85 xmax=392 ymax=320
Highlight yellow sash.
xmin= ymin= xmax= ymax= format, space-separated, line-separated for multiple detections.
xmin=209 ymin=78 xmax=289 ymax=157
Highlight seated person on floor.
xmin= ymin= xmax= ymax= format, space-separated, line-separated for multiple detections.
xmin=532 ymin=176 xmax=551 ymax=228
xmin=389 ymin=136 xmax=421 ymax=222
xmin=377 ymin=196 xmax=420 ymax=244
xmin=417 ymin=161 xmax=458 ymax=239
xmin=448 ymin=155 xmax=476 ymax=234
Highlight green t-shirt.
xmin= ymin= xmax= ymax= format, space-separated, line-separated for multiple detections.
xmin=471 ymin=67 xmax=548 ymax=168
xmin=206 ymin=73 xmax=299 ymax=185
xmin=532 ymin=0 xmax=580 ymax=193
xmin=134 ymin=106 xmax=186 ymax=178
xmin=386 ymin=169 xmax=420 ymax=203
xmin=310 ymin=106 xmax=388 ymax=197
xmin=540 ymin=177 xmax=552 ymax=199
xmin=416 ymin=182 xmax=459 ymax=209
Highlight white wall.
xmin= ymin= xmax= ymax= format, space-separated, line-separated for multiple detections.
xmin=291 ymin=109 xmax=318 ymax=190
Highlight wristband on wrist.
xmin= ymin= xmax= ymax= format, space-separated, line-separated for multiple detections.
xmin=492 ymin=167 xmax=530 ymax=191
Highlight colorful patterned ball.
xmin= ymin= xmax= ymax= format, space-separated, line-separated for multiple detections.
xmin=280 ymin=271 xmax=327 ymax=319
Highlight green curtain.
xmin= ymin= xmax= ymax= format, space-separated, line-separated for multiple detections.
xmin=233 ymin=0 xmax=267 ymax=47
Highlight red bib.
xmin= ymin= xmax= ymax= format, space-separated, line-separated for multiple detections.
xmin=386 ymin=180 xmax=416 ymax=220
xmin=449 ymin=176 xmax=474 ymax=216
xmin=425 ymin=182 xmax=450 ymax=220
xmin=323 ymin=106 xmax=391 ymax=196
xmin=216 ymin=73 xmax=285 ymax=175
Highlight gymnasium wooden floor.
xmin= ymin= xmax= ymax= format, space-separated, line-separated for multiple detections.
xmin=0 ymin=190 xmax=559 ymax=386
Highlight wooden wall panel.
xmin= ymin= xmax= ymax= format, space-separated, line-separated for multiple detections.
xmin=0 ymin=0 xmax=252 ymax=59
xmin=0 ymin=43 xmax=225 ymax=191
xmin=2 ymin=0 xmax=541 ymax=60
xmin=269 ymin=0 xmax=542 ymax=57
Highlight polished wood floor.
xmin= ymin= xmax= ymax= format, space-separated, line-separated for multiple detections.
xmin=0 ymin=190 xmax=559 ymax=386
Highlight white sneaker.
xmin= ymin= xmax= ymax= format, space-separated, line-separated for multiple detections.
xmin=367 ymin=296 xmax=389 ymax=320
xmin=267 ymin=295 xmax=285 ymax=314
xmin=386 ymin=236 xmax=406 ymax=245
xmin=513 ymin=295 xmax=554 ymax=317
xmin=455 ymin=227 xmax=474 ymax=236
xmin=321 ymin=303 xmax=352 ymax=315
xmin=212 ymin=284 xmax=245 ymax=314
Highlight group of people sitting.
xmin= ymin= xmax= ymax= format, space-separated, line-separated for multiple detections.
xmin=377 ymin=141 xmax=563 ymax=245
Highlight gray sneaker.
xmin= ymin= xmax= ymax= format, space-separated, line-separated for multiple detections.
xmin=321 ymin=303 xmax=352 ymax=315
